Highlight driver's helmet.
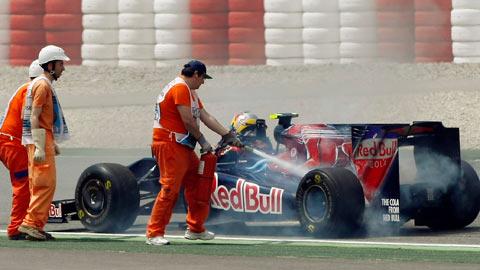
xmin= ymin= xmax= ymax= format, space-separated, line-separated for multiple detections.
xmin=230 ymin=112 xmax=258 ymax=137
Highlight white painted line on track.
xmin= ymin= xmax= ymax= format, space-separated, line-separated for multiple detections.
xmin=2 ymin=230 xmax=480 ymax=249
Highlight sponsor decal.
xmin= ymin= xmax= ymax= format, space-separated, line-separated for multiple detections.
xmin=381 ymin=198 xmax=400 ymax=222
xmin=49 ymin=203 xmax=62 ymax=218
xmin=354 ymin=138 xmax=399 ymax=201
xmin=211 ymin=174 xmax=284 ymax=214
xmin=355 ymin=138 xmax=398 ymax=160
xmin=78 ymin=209 xmax=85 ymax=219
xmin=105 ymin=179 xmax=112 ymax=190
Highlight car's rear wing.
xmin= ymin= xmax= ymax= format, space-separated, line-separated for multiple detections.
xmin=347 ymin=122 xmax=461 ymax=227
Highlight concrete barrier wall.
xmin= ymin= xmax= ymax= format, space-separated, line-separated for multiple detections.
xmin=3 ymin=0 xmax=470 ymax=66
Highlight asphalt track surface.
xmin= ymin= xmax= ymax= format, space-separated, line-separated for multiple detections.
xmin=0 ymin=152 xmax=480 ymax=269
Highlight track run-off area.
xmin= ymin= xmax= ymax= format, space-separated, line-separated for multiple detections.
xmin=1 ymin=230 xmax=480 ymax=264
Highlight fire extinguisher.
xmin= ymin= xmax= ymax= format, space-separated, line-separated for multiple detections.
xmin=197 ymin=151 xmax=218 ymax=202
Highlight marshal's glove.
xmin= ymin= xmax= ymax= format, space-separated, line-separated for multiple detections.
xmin=31 ymin=128 xmax=46 ymax=163
xmin=198 ymin=134 xmax=213 ymax=153
xmin=54 ymin=143 xmax=60 ymax=155
xmin=221 ymin=130 xmax=244 ymax=148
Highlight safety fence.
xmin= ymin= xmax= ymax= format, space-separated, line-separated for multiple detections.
xmin=0 ymin=0 xmax=478 ymax=66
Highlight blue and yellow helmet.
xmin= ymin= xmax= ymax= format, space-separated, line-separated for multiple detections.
xmin=230 ymin=112 xmax=258 ymax=136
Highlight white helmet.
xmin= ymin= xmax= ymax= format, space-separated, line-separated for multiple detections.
xmin=28 ymin=59 xmax=43 ymax=78
xmin=38 ymin=45 xmax=70 ymax=65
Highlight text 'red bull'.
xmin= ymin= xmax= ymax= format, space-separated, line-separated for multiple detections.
xmin=354 ymin=138 xmax=398 ymax=201
xmin=355 ymin=139 xmax=398 ymax=160
xmin=211 ymin=175 xmax=284 ymax=214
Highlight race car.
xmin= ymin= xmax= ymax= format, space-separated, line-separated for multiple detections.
xmin=48 ymin=112 xmax=480 ymax=237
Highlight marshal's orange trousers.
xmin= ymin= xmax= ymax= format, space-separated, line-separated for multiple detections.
xmin=146 ymin=141 xmax=213 ymax=238
xmin=22 ymin=132 xmax=56 ymax=230
xmin=0 ymin=136 xmax=30 ymax=236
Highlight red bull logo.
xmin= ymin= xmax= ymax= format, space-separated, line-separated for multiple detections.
xmin=211 ymin=175 xmax=284 ymax=214
xmin=354 ymin=138 xmax=399 ymax=201
xmin=355 ymin=138 xmax=398 ymax=160
xmin=49 ymin=203 xmax=62 ymax=218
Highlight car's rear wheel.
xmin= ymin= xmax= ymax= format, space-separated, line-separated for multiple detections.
xmin=296 ymin=167 xmax=365 ymax=237
xmin=75 ymin=163 xmax=140 ymax=233
xmin=423 ymin=160 xmax=480 ymax=230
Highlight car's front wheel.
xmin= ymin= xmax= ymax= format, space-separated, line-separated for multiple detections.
xmin=75 ymin=163 xmax=140 ymax=233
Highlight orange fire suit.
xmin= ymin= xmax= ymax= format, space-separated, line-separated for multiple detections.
xmin=147 ymin=77 xmax=212 ymax=238
xmin=21 ymin=79 xmax=57 ymax=230
xmin=0 ymin=83 xmax=30 ymax=237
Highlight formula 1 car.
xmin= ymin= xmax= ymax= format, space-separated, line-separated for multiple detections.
xmin=48 ymin=113 xmax=480 ymax=237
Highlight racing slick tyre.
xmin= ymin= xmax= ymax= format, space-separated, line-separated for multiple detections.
xmin=43 ymin=14 xmax=83 ymax=30
xmin=303 ymin=12 xmax=340 ymax=28
xmin=81 ymin=0 xmax=117 ymax=14
xmin=119 ymin=29 xmax=156 ymax=44
xmin=0 ymin=14 xmax=8 ymax=29
xmin=0 ymin=30 xmax=9 ymax=44
xmin=229 ymin=28 xmax=265 ymax=43
xmin=414 ymin=0 xmax=451 ymax=11
xmin=83 ymin=29 xmax=119 ymax=44
xmin=154 ymin=13 xmax=190 ymax=29
xmin=296 ymin=168 xmax=365 ymax=237
xmin=454 ymin=57 xmax=480 ymax=63
xmin=154 ymin=0 xmax=189 ymax=13
xmin=229 ymin=12 xmax=264 ymax=28
xmin=422 ymin=160 xmax=480 ymax=230
xmin=340 ymin=27 xmax=377 ymax=42
xmin=228 ymin=0 xmax=263 ymax=12
xmin=82 ymin=44 xmax=118 ymax=60
xmin=118 ymin=0 xmax=153 ymax=13
xmin=191 ymin=29 xmax=228 ymax=43
xmin=303 ymin=43 xmax=340 ymax=58
xmin=340 ymin=12 xmax=376 ymax=27
xmin=264 ymin=12 xmax=303 ymax=28
xmin=414 ymin=11 xmax=451 ymax=26
xmin=453 ymin=42 xmax=480 ymax=57
xmin=82 ymin=14 xmax=118 ymax=29
xmin=156 ymin=29 xmax=191 ymax=43
xmin=119 ymin=13 xmax=154 ymax=29
xmin=10 ymin=14 xmax=43 ymax=30
xmin=75 ymin=163 xmax=140 ymax=233
xmin=303 ymin=0 xmax=338 ymax=12
xmin=416 ymin=26 xmax=451 ymax=42
xmin=10 ymin=30 xmax=44 ymax=44
xmin=45 ymin=0 xmax=81 ymax=14
xmin=415 ymin=42 xmax=452 ymax=57
xmin=377 ymin=27 xmax=413 ymax=42
xmin=451 ymin=26 xmax=480 ymax=42
xmin=46 ymin=31 xmax=82 ymax=45
xmin=338 ymin=0 xmax=375 ymax=12
xmin=190 ymin=0 xmax=228 ymax=13
xmin=264 ymin=0 xmax=302 ymax=12
xmin=453 ymin=0 xmax=480 ymax=9
xmin=451 ymin=9 xmax=480 ymax=26
xmin=303 ymin=28 xmax=340 ymax=43
xmin=265 ymin=29 xmax=302 ymax=44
